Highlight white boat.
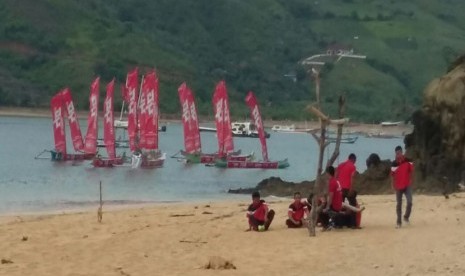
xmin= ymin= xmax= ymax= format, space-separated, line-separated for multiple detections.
xmin=199 ymin=122 xmax=271 ymax=138
xmin=97 ymin=138 xmax=129 ymax=148
xmin=380 ymin=121 xmax=402 ymax=127
xmin=231 ymin=122 xmax=270 ymax=138
xmin=271 ymin=124 xmax=295 ymax=132
xmin=114 ymin=119 xmax=166 ymax=132
xmin=198 ymin=126 xmax=217 ymax=132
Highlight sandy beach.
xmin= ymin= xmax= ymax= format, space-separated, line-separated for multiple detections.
xmin=0 ymin=194 xmax=464 ymax=275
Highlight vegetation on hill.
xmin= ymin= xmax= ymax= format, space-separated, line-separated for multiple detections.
xmin=0 ymin=0 xmax=463 ymax=122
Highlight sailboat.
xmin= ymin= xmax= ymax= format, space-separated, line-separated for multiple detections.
xmin=215 ymin=91 xmax=289 ymax=169
xmin=92 ymin=79 xmax=125 ymax=167
xmin=177 ymin=82 xmax=252 ymax=163
xmin=126 ymin=69 xmax=166 ymax=168
xmin=50 ymin=88 xmax=95 ymax=161
xmin=83 ymin=77 xmax=100 ymax=154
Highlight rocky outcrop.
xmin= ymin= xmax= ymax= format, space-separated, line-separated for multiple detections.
xmin=228 ymin=177 xmax=314 ymax=197
xmin=228 ymin=154 xmax=394 ymax=197
xmin=405 ymin=55 xmax=465 ymax=194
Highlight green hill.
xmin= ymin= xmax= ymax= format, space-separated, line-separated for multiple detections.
xmin=0 ymin=0 xmax=464 ymax=122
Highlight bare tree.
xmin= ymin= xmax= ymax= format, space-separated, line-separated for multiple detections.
xmin=306 ymin=69 xmax=348 ymax=237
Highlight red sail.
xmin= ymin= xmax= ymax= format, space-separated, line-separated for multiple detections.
xmin=103 ymin=79 xmax=116 ymax=159
xmin=142 ymin=71 xmax=159 ymax=150
xmin=61 ymin=88 xmax=84 ymax=151
xmin=138 ymin=75 xmax=147 ymax=149
xmin=245 ymin=91 xmax=268 ymax=161
xmin=83 ymin=77 xmax=100 ymax=154
xmin=125 ymin=68 xmax=139 ymax=152
xmin=178 ymin=83 xmax=201 ymax=154
xmin=187 ymin=86 xmax=201 ymax=153
xmin=213 ymin=81 xmax=234 ymax=156
xmin=51 ymin=93 xmax=67 ymax=155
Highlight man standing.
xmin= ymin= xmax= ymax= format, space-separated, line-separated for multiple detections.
xmin=391 ymin=146 xmax=414 ymax=228
xmin=246 ymin=191 xmax=275 ymax=231
xmin=286 ymin=192 xmax=310 ymax=228
xmin=336 ymin=153 xmax=357 ymax=206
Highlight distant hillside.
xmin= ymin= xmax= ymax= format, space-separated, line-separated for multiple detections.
xmin=0 ymin=0 xmax=464 ymax=122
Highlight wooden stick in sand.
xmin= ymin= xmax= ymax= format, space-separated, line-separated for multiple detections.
xmin=97 ymin=181 xmax=103 ymax=223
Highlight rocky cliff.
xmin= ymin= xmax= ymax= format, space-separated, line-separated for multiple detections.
xmin=405 ymin=55 xmax=465 ymax=194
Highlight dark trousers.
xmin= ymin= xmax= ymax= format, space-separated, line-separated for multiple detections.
xmin=286 ymin=218 xmax=303 ymax=228
xmin=342 ymin=188 xmax=358 ymax=228
xmin=396 ymin=186 xmax=413 ymax=224
xmin=249 ymin=210 xmax=275 ymax=231
xmin=342 ymin=188 xmax=358 ymax=206
xmin=319 ymin=207 xmax=340 ymax=228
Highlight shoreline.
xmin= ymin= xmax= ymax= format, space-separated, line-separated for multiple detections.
xmin=0 ymin=106 xmax=413 ymax=136
xmin=0 ymin=194 xmax=464 ymax=275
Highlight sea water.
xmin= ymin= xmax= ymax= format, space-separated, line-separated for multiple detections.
xmin=0 ymin=116 xmax=403 ymax=214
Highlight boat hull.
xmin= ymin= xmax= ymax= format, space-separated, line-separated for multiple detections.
xmin=132 ymin=152 xmax=166 ymax=168
xmin=92 ymin=157 xmax=124 ymax=167
xmin=214 ymin=158 xmax=289 ymax=169
xmin=327 ymin=136 xmax=358 ymax=144
xmin=51 ymin=151 xmax=95 ymax=161
xmin=181 ymin=151 xmax=253 ymax=164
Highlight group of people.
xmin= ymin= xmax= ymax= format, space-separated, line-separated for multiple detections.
xmin=246 ymin=146 xmax=414 ymax=231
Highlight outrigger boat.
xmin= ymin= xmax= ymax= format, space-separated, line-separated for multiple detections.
xmin=50 ymin=87 xmax=96 ymax=161
xmin=178 ymin=81 xmax=252 ymax=164
xmin=124 ymin=69 xmax=166 ymax=169
xmin=215 ymin=91 xmax=289 ymax=169
xmin=92 ymin=79 xmax=125 ymax=167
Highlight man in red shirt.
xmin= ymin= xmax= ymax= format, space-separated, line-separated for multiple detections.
xmin=286 ymin=192 xmax=310 ymax=228
xmin=319 ymin=166 xmax=343 ymax=230
xmin=246 ymin=191 xmax=275 ymax=231
xmin=391 ymin=146 xmax=414 ymax=228
xmin=325 ymin=166 xmax=343 ymax=213
xmin=336 ymin=153 xmax=357 ymax=206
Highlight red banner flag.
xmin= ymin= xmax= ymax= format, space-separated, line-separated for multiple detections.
xmin=61 ymin=88 xmax=84 ymax=151
xmin=125 ymin=68 xmax=139 ymax=152
xmin=142 ymin=70 xmax=159 ymax=150
xmin=245 ymin=91 xmax=268 ymax=161
xmin=50 ymin=93 xmax=66 ymax=155
xmin=84 ymin=77 xmax=100 ymax=154
xmin=178 ymin=83 xmax=201 ymax=154
xmin=187 ymin=85 xmax=201 ymax=153
xmin=103 ymin=79 xmax=116 ymax=159
xmin=213 ymin=81 xmax=234 ymax=156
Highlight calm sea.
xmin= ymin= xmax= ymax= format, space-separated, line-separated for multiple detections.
xmin=0 ymin=116 xmax=403 ymax=214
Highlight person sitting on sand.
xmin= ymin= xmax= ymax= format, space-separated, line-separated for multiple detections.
xmin=319 ymin=166 xmax=343 ymax=230
xmin=246 ymin=191 xmax=275 ymax=231
xmin=286 ymin=192 xmax=310 ymax=228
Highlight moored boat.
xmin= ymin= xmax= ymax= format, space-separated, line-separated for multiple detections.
xmin=50 ymin=87 xmax=95 ymax=161
xmin=215 ymin=91 xmax=289 ymax=169
xmin=215 ymin=158 xmax=289 ymax=169
xmin=128 ymin=69 xmax=166 ymax=169
xmin=178 ymin=81 xmax=253 ymax=164
xmin=231 ymin=122 xmax=270 ymax=138
xmin=326 ymin=135 xmax=359 ymax=144
xmin=380 ymin=121 xmax=402 ymax=127
xmin=93 ymin=79 xmax=126 ymax=168
xmin=271 ymin=124 xmax=295 ymax=132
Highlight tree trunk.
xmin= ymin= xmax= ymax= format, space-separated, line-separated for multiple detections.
xmin=306 ymin=88 xmax=347 ymax=236
xmin=326 ymin=95 xmax=346 ymax=167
